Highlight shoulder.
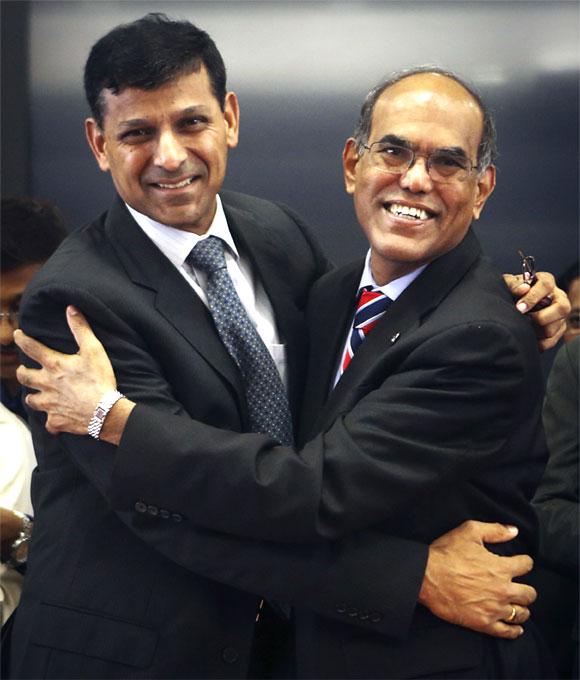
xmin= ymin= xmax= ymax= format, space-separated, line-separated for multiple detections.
xmin=221 ymin=190 xmax=319 ymax=244
xmin=431 ymin=256 xmax=537 ymax=343
xmin=26 ymin=209 xmax=112 ymax=287
xmin=221 ymin=189 xmax=333 ymax=277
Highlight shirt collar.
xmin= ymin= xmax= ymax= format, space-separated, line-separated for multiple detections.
xmin=126 ymin=195 xmax=239 ymax=268
xmin=358 ymin=249 xmax=427 ymax=301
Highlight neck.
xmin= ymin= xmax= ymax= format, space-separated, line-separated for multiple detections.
xmin=370 ymin=254 xmax=422 ymax=286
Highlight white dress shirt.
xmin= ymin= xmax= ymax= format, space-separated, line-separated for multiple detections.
xmin=126 ymin=196 xmax=287 ymax=387
xmin=0 ymin=403 xmax=35 ymax=624
xmin=333 ymin=251 xmax=427 ymax=388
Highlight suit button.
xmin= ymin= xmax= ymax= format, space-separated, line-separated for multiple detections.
xmin=160 ymin=509 xmax=170 ymax=519
xmin=369 ymin=611 xmax=383 ymax=623
xmin=221 ymin=647 xmax=239 ymax=664
xmin=147 ymin=505 xmax=159 ymax=516
xmin=134 ymin=501 xmax=147 ymax=514
xmin=335 ymin=603 xmax=347 ymax=614
xmin=359 ymin=610 xmax=370 ymax=621
xmin=172 ymin=513 xmax=183 ymax=523
xmin=347 ymin=607 xmax=359 ymax=618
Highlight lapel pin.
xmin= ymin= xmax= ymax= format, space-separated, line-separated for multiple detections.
xmin=389 ymin=332 xmax=400 ymax=344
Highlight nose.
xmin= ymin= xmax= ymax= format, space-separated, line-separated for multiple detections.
xmin=398 ymin=156 xmax=434 ymax=194
xmin=153 ymin=129 xmax=187 ymax=172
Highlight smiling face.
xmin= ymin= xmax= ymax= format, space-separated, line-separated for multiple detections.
xmin=343 ymin=73 xmax=495 ymax=284
xmin=85 ymin=67 xmax=239 ymax=234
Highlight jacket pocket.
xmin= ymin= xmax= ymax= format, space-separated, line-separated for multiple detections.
xmin=30 ymin=602 xmax=158 ymax=669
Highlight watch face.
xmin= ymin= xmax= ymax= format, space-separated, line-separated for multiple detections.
xmin=13 ymin=538 xmax=29 ymax=564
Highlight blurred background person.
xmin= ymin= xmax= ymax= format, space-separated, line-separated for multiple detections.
xmin=557 ymin=262 xmax=579 ymax=345
xmin=531 ymin=334 xmax=579 ymax=679
xmin=1 ymin=196 xmax=66 ymax=625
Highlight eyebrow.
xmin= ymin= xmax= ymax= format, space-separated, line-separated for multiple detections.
xmin=117 ymin=118 xmax=150 ymax=130
xmin=375 ymin=134 xmax=469 ymax=158
xmin=117 ymin=106 xmax=211 ymax=131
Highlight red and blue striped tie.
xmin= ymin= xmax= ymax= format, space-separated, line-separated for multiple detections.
xmin=341 ymin=286 xmax=392 ymax=374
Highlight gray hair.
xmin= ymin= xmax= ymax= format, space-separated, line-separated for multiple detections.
xmin=353 ymin=66 xmax=497 ymax=172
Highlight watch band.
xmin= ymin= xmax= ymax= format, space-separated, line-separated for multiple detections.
xmin=87 ymin=390 xmax=125 ymax=440
xmin=6 ymin=510 xmax=33 ymax=568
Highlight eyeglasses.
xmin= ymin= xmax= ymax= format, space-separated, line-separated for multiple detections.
xmin=518 ymin=250 xmax=551 ymax=312
xmin=567 ymin=309 xmax=580 ymax=330
xmin=0 ymin=310 xmax=20 ymax=326
xmin=362 ymin=142 xmax=479 ymax=183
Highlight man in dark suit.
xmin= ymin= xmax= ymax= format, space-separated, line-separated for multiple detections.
xmin=12 ymin=18 xmax=566 ymax=680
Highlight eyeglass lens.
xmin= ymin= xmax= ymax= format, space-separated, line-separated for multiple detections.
xmin=0 ymin=311 xmax=20 ymax=325
xmin=369 ymin=143 xmax=472 ymax=182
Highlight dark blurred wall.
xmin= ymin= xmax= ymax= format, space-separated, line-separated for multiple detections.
xmin=4 ymin=1 xmax=579 ymax=285
xmin=1 ymin=1 xmax=30 ymax=196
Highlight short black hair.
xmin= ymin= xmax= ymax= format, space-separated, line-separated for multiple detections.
xmin=1 ymin=197 xmax=67 ymax=272
xmin=84 ymin=13 xmax=227 ymax=129
xmin=557 ymin=261 xmax=579 ymax=294
xmin=353 ymin=66 xmax=497 ymax=172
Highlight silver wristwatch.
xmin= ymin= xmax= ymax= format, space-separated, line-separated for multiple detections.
xmin=87 ymin=390 xmax=125 ymax=440
xmin=7 ymin=510 xmax=33 ymax=568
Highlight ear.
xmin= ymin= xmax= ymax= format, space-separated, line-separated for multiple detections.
xmin=223 ymin=91 xmax=240 ymax=149
xmin=472 ymin=165 xmax=496 ymax=220
xmin=342 ymin=138 xmax=361 ymax=195
xmin=85 ymin=118 xmax=110 ymax=172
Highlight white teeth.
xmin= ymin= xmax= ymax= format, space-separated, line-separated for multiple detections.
xmin=388 ymin=203 xmax=429 ymax=221
xmin=157 ymin=177 xmax=194 ymax=189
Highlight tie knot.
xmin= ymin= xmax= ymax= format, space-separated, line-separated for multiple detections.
xmin=354 ymin=287 xmax=392 ymax=329
xmin=188 ymin=236 xmax=227 ymax=275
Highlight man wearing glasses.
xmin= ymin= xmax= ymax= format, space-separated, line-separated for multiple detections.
xmin=15 ymin=63 xmax=558 ymax=678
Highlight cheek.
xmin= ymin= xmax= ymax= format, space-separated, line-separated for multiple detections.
xmin=441 ymin=187 xmax=475 ymax=218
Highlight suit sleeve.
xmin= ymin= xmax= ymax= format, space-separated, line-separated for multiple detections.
xmin=20 ymin=283 xmax=426 ymax=641
xmin=113 ymin=320 xmax=530 ymax=541
xmin=532 ymin=339 xmax=579 ymax=575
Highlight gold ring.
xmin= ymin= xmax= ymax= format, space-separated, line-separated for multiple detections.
xmin=505 ymin=605 xmax=517 ymax=623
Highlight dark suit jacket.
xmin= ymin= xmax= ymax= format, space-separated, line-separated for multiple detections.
xmin=10 ymin=193 xmax=429 ymax=679
xmin=530 ymin=338 xmax=579 ymax=677
xmin=104 ymin=229 xmax=548 ymax=678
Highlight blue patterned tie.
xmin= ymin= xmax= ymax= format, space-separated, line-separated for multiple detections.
xmin=188 ymin=236 xmax=294 ymax=446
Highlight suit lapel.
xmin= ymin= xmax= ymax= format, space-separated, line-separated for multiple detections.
xmin=104 ymin=198 xmax=245 ymax=401
xmin=299 ymin=260 xmax=363 ymax=440
xmin=223 ymin=201 xmax=306 ymax=414
xmin=308 ymin=229 xmax=483 ymax=437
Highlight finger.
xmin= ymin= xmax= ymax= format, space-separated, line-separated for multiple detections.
xmin=530 ymin=293 xmax=570 ymax=326
xmin=66 ymin=306 xmax=103 ymax=353
xmin=537 ymin=321 xmax=566 ymax=351
xmin=502 ymin=603 xmax=530 ymax=626
xmin=486 ymin=621 xmax=524 ymax=639
xmin=464 ymin=520 xmax=519 ymax=544
xmin=13 ymin=329 xmax=58 ymax=366
xmin=25 ymin=392 xmax=45 ymax=412
xmin=499 ymin=553 xmax=534 ymax=578
xmin=515 ymin=272 xmax=557 ymax=314
xmin=534 ymin=318 xmax=565 ymax=341
xmin=504 ymin=274 xmax=531 ymax=298
xmin=16 ymin=364 xmax=44 ymax=390
xmin=507 ymin=582 xmax=537 ymax=606
xmin=511 ymin=605 xmax=530 ymax=624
